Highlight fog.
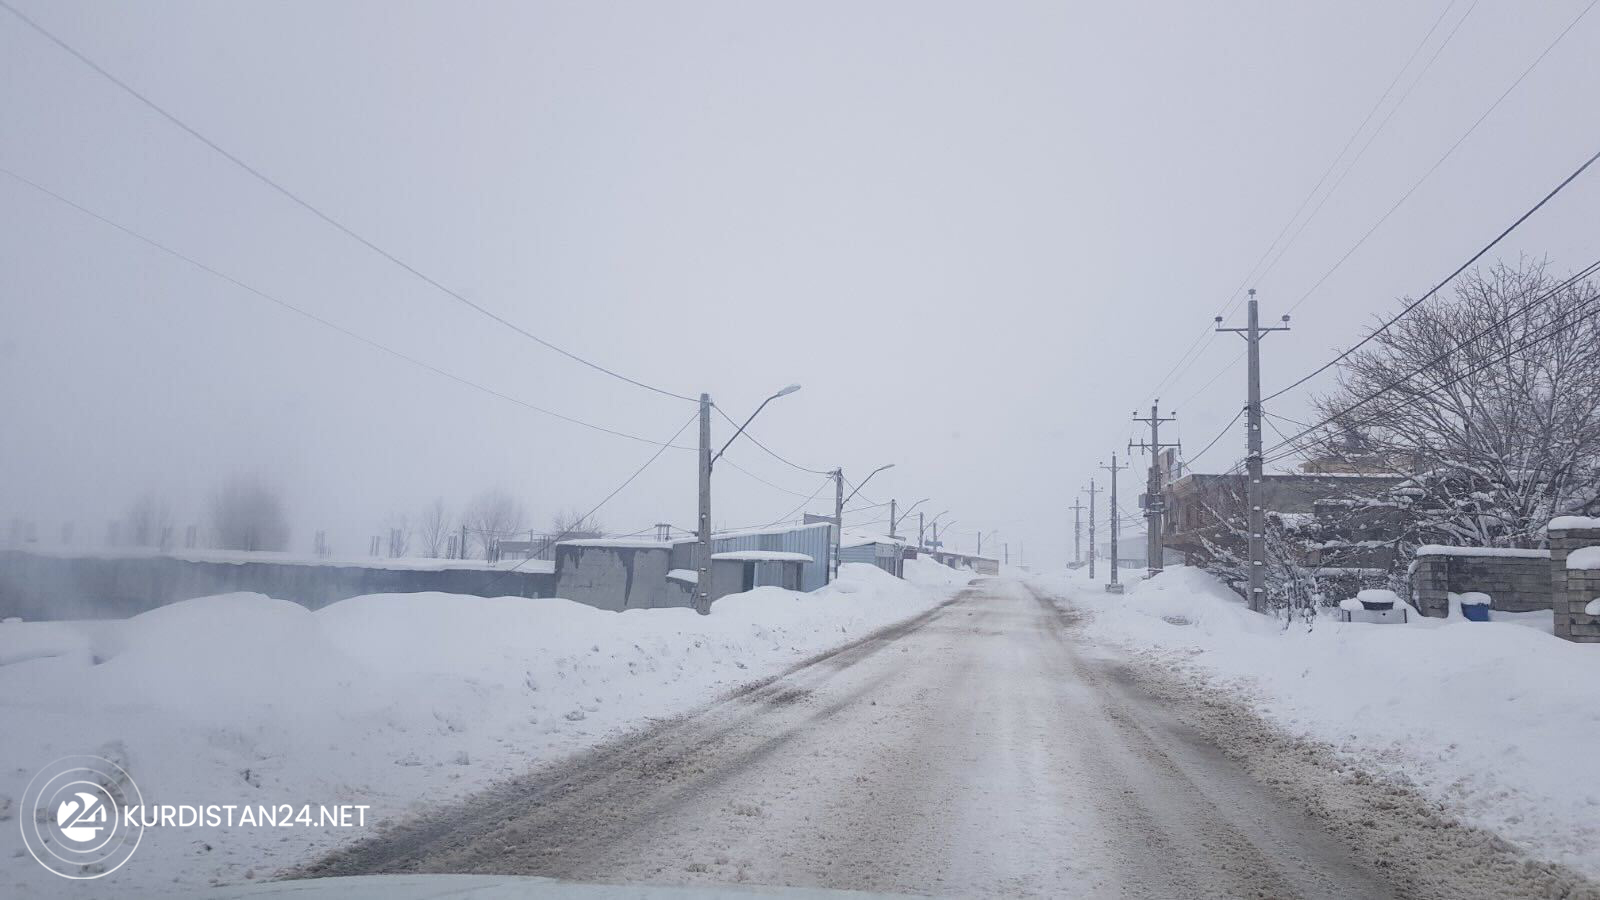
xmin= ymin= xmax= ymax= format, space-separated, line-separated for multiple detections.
xmin=3 ymin=0 xmax=1597 ymax=562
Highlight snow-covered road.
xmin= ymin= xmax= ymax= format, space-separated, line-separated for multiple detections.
xmin=299 ymin=577 xmax=1592 ymax=899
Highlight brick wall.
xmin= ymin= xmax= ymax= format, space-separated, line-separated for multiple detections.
xmin=1550 ymin=526 xmax=1600 ymax=643
xmin=1407 ymin=550 xmax=1551 ymax=618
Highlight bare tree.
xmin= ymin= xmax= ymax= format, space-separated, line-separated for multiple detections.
xmin=383 ymin=511 xmax=412 ymax=557
xmin=549 ymin=508 xmax=605 ymax=540
xmin=209 ymin=473 xmax=290 ymax=552
xmin=125 ymin=491 xmax=173 ymax=549
xmin=462 ymin=488 xmax=525 ymax=559
xmin=417 ymin=497 xmax=451 ymax=557
xmin=1311 ymin=260 xmax=1600 ymax=548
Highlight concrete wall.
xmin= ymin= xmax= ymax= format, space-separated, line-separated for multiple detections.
xmin=1551 ymin=525 xmax=1600 ymax=643
xmin=552 ymin=545 xmax=679 ymax=611
xmin=0 ymin=551 xmax=555 ymax=621
xmin=1408 ymin=550 xmax=1551 ymax=618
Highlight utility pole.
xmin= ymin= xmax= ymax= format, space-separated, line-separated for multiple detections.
xmin=1100 ymin=454 xmax=1127 ymax=593
xmin=1003 ymin=542 xmax=1009 ymax=566
xmin=918 ymin=512 xmax=925 ymax=550
xmin=1069 ymin=496 xmax=1086 ymax=566
xmin=888 ymin=498 xmax=897 ymax=539
xmin=1083 ymin=480 xmax=1099 ymax=580
xmin=1131 ymin=401 xmax=1180 ymax=577
xmin=1217 ymin=289 xmax=1290 ymax=613
xmin=977 ymin=531 xmax=983 ymax=556
xmin=696 ymin=393 xmax=713 ymax=614
xmin=831 ymin=468 xmax=844 ymax=582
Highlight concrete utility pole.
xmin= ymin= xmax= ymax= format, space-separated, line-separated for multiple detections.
xmin=1131 ymin=401 xmax=1180 ymax=577
xmin=1083 ymin=480 xmax=1099 ymax=580
xmin=1069 ymin=496 xmax=1086 ymax=566
xmin=888 ymin=499 xmax=897 ymax=539
xmin=1004 ymin=543 xmax=1009 ymax=565
xmin=696 ymin=393 xmax=713 ymax=614
xmin=1100 ymin=455 xmax=1127 ymax=593
xmin=1217 ymin=290 xmax=1290 ymax=613
xmin=831 ymin=468 xmax=844 ymax=582
xmin=918 ymin=512 xmax=925 ymax=549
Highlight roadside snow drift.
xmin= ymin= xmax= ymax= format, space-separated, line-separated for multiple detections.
xmin=0 ymin=562 xmax=964 ymax=895
xmin=1036 ymin=566 xmax=1600 ymax=880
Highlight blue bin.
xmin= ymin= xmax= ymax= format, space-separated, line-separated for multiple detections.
xmin=1461 ymin=604 xmax=1490 ymax=622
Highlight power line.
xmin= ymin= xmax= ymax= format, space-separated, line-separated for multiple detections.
xmin=0 ymin=166 xmax=695 ymax=450
xmin=1263 ymin=144 xmax=1600 ymax=404
xmin=712 ymin=405 xmax=832 ymax=475
xmin=1215 ymin=0 xmax=1468 ymax=324
xmin=1252 ymin=0 xmax=1479 ymax=293
xmin=718 ymin=456 xmax=819 ymax=499
xmin=1258 ymin=271 xmax=1600 ymax=467
xmin=1183 ymin=406 xmax=1246 ymax=469
xmin=0 ymin=0 xmax=697 ymax=405
xmin=478 ymin=409 xmax=700 ymax=591
xmin=1282 ymin=0 xmax=1599 ymax=317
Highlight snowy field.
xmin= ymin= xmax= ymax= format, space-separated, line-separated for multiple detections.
xmin=0 ymin=560 xmax=969 ymax=895
xmin=1036 ymin=565 xmax=1600 ymax=880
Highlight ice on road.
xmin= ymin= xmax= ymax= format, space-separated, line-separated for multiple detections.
xmin=307 ymin=578 xmax=1596 ymax=899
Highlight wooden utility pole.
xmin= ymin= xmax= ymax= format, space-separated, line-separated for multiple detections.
xmin=696 ymin=393 xmax=713 ymax=613
xmin=1132 ymin=401 xmax=1180 ymax=577
xmin=1101 ymin=455 xmax=1127 ymax=593
xmin=1083 ymin=480 xmax=1099 ymax=580
xmin=1069 ymin=497 xmax=1086 ymax=565
xmin=1216 ymin=291 xmax=1290 ymax=613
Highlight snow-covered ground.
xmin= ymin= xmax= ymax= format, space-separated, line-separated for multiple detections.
xmin=0 ymin=560 xmax=968 ymax=895
xmin=1035 ymin=565 xmax=1600 ymax=880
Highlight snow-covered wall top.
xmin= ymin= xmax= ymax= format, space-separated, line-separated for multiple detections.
xmin=1567 ymin=547 xmax=1600 ymax=570
xmin=1414 ymin=545 xmax=1550 ymax=559
xmin=1549 ymin=516 xmax=1600 ymax=531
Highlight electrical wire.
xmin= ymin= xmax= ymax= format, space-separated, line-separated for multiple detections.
xmin=718 ymin=456 xmax=821 ymax=499
xmin=0 ymin=0 xmax=697 ymax=405
xmin=1281 ymin=0 xmax=1600 ymax=318
xmin=1263 ymin=144 xmax=1600 ymax=404
xmin=712 ymin=406 xmax=833 ymax=475
xmin=1182 ymin=406 xmax=1247 ymax=469
xmin=478 ymin=408 xmax=700 ymax=591
xmin=1258 ymin=281 xmax=1600 ymax=467
xmin=0 ymin=166 xmax=696 ymax=450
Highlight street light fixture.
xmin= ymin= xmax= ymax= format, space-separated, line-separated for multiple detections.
xmin=891 ymin=497 xmax=930 ymax=539
xmin=711 ymin=384 xmax=801 ymax=470
xmin=831 ymin=463 xmax=895 ymax=581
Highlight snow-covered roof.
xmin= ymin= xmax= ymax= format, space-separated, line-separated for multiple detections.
xmin=1414 ymin=545 xmax=1550 ymax=560
xmin=666 ymin=569 xmax=698 ymax=583
xmin=711 ymin=550 xmax=813 ymax=563
xmin=1550 ymin=516 xmax=1600 ymax=532
xmin=1568 ymin=547 xmax=1600 ymax=570
xmin=839 ymin=530 xmax=909 ymax=549
xmin=0 ymin=546 xmax=554 ymax=573
xmin=556 ymin=538 xmax=673 ymax=550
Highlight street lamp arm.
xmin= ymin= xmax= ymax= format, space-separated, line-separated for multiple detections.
xmin=710 ymin=384 xmax=801 ymax=469
xmin=842 ymin=463 xmax=895 ymax=506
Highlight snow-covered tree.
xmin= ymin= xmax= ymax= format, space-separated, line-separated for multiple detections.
xmin=1309 ymin=260 xmax=1600 ymax=549
xmin=209 ymin=474 xmax=289 ymax=552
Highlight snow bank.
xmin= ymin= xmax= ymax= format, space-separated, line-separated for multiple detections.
xmin=1034 ymin=565 xmax=1600 ymax=879
xmin=0 ymin=564 xmax=960 ymax=894
xmin=1550 ymin=516 xmax=1600 ymax=531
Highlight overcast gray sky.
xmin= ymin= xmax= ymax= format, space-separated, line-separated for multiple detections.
xmin=2 ymin=0 xmax=1598 ymax=562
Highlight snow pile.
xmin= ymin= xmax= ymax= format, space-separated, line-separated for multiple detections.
xmin=1035 ymin=565 xmax=1600 ymax=879
xmin=1567 ymin=546 xmax=1600 ymax=569
xmin=0 ymin=563 xmax=960 ymax=894
xmin=1586 ymin=598 xmax=1600 ymax=616
xmin=1550 ymin=516 xmax=1600 ymax=531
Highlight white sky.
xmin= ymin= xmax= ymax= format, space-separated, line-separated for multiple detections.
xmin=2 ymin=0 xmax=1598 ymax=562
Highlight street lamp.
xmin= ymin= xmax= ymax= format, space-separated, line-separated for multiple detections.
xmin=832 ymin=463 xmax=895 ymax=581
xmin=923 ymin=509 xmax=949 ymax=550
xmin=891 ymin=497 xmax=930 ymax=540
xmin=697 ymin=383 xmax=800 ymax=615
xmin=710 ymin=383 xmax=801 ymax=470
